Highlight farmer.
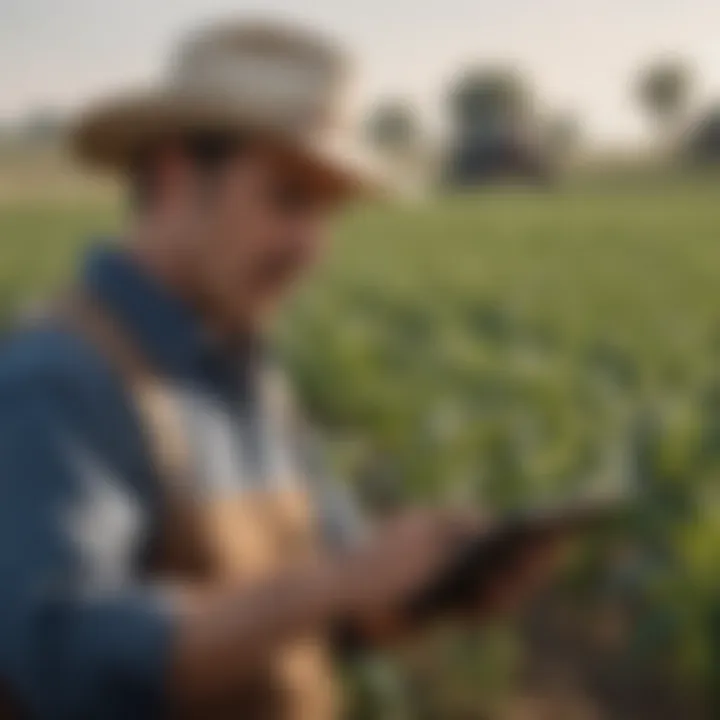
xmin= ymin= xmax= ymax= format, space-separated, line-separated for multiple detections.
xmin=0 ymin=20 xmax=561 ymax=719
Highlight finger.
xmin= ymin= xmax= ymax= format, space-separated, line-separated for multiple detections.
xmin=437 ymin=508 xmax=489 ymax=550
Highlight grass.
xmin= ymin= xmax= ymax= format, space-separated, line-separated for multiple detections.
xmin=1 ymin=178 xmax=719 ymax=502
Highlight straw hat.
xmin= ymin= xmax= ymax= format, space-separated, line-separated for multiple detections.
xmin=71 ymin=20 xmax=393 ymax=197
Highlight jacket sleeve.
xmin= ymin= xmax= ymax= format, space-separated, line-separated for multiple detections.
xmin=0 ymin=375 xmax=176 ymax=720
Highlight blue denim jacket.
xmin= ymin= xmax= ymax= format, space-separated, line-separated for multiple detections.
xmin=0 ymin=246 xmax=359 ymax=719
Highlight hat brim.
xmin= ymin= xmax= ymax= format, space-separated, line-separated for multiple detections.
xmin=70 ymin=89 xmax=397 ymax=200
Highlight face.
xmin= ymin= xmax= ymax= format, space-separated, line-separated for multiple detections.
xmin=159 ymin=140 xmax=346 ymax=335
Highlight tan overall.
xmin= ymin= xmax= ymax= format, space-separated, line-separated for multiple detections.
xmin=59 ymin=296 xmax=340 ymax=720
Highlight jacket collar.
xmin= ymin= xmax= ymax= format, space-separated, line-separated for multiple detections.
xmin=82 ymin=244 xmax=228 ymax=382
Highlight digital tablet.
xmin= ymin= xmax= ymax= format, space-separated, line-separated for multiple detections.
xmin=406 ymin=495 xmax=627 ymax=621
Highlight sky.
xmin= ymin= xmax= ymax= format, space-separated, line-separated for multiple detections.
xmin=1 ymin=0 xmax=719 ymax=146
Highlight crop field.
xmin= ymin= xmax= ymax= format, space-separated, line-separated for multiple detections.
xmin=1 ymin=174 xmax=719 ymax=717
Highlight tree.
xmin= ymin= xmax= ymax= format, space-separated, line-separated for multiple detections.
xmin=366 ymin=100 xmax=419 ymax=155
xmin=636 ymin=58 xmax=694 ymax=134
xmin=20 ymin=107 xmax=64 ymax=141
xmin=545 ymin=114 xmax=582 ymax=161
xmin=448 ymin=66 xmax=533 ymax=141
xmin=444 ymin=66 xmax=548 ymax=186
xmin=684 ymin=104 xmax=720 ymax=164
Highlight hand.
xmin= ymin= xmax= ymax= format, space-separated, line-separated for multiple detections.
xmin=331 ymin=509 xmax=481 ymax=629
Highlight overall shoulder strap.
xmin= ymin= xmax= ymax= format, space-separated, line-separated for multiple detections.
xmin=53 ymin=292 xmax=212 ymax=577
xmin=57 ymin=293 xmax=189 ymax=478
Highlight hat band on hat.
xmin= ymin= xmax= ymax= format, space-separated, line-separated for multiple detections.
xmin=169 ymin=51 xmax=344 ymax=134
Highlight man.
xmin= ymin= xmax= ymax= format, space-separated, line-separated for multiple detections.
xmin=0 ymin=20 xmax=560 ymax=720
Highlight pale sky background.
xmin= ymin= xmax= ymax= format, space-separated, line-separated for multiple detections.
xmin=1 ymin=0 xmax=719 ymax=147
